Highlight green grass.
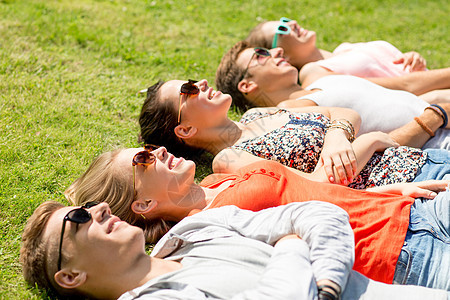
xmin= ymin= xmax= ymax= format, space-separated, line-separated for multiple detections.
xmin=0 ymin=0 xmax=448 ymax=298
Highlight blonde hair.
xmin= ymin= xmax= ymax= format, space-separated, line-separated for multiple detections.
xmin=65 ymin=149 xmax=174 ymax=243
xmin=20 ymin=201 xmax=82 ymax=298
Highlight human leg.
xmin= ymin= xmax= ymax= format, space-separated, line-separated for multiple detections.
xmin=393 ymin=192 xmax=450 ymax=291
xmin=343 ymin=271 xmax=449 ymax=300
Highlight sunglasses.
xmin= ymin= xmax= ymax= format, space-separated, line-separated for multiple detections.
xmin=132 ymin=144 xmax=159 ymax=197
xmin=271 ymin=17 xmax=292 ymax=48
xmin=57 ymin=201 xmax=99 ymax=271
xmin=177 ymin=79 xmax=199 ymax=124
xmin=242 ymin=47 xmax=272 ymax=79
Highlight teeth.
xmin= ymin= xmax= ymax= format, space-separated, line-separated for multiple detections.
xmin=170 ymin=158 xmax=178 ymax=169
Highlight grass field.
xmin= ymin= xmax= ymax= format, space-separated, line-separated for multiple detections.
xmin=0 ymin=0 xmax=448 ymax=298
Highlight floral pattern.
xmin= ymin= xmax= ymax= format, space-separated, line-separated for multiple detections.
xmin=233 ymin=109 xmax=427 ymax=189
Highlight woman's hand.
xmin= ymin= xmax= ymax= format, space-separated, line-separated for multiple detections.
xmin=367 ymin=180 xmax=450 ymax=199
xmin=316 ymin=129 xmax=357 ymax=185
xmin=393 ymin=51 xmax=427 ymax=72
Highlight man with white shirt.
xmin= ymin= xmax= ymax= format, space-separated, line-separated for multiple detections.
xmin=20 ymin=201 xmax=447 ymax=299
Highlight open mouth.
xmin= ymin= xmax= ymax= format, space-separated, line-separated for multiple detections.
xmin=276 ymin=58 xmax=289 ymax=66
xmin=208 ymin=88 xmax=219 ymax=100
xmin=299 ymin=28 xmax=309 ymax=37
xmin=168 ymin=156 xmax=183 ymax=170
xmin=107 ymin=216 xmax=122 ymax=233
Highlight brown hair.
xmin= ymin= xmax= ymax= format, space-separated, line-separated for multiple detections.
xmin=215 ymin=40 xmax=256 ymax=112
xmin=245 ymin=21 xmax=272 ymax=49
xmin=138 ymin=80 xmax=204 ymax=160
xmin=20 ymin=201 xmax=83 ymax=298
xmin=65 ymin=149 xmax=175 ymax=244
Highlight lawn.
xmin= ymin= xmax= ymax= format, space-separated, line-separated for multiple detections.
xmin=0 ymin=0 xmax=448 ymax=298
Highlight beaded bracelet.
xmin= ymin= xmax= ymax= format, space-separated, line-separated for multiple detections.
xmin=425 ymin=104 xmax=448 ymax=128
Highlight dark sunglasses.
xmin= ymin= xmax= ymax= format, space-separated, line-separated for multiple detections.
xmin=271 ymin=17 xmax=292 ymax=48
xmin=178 ymin=79 xmax=199 ymax=123
xmin=242 ymin=47 xmax=272 ymax=79
xmin=57 ymin=201 xmax=99 ymax=271
xmin=132 ymin=144 xmax=159 ymax=197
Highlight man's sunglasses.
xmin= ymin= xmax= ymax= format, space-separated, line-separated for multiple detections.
xmin=57 ymin=201 xmax=99 ymax=271
xmin=177 ymin=79 xmax=199 ymax=123
xmin=132 ymin=144 xmax=159 ymax=196
xmin=242 ymin=47 xmax=272 ymax=79
xmin=272 ymin=17 xmax=292 ymax=48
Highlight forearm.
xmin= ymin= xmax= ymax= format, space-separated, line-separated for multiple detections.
xmin=351 ymin=132 xmax=393 ymax=175
xmin=367 ymin=67 xmax=450 ymax=95
xmin=389 ymin=107 xmax=444 ymax=148
xmin=327 ymin=107 xmax=361 ymax=135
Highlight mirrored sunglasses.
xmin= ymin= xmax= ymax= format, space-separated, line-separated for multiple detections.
xmin=242 ymin=47 xmax=272 ymax=79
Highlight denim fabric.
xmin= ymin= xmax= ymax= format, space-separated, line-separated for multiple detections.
xmin=413 ymin=149 xmax=450 ymax=182
xmin=393 ymin=192 xmax=450 ymax=291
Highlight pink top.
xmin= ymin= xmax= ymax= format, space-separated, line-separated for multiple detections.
xmin=316 ymin=41 xmax=414 ymax=77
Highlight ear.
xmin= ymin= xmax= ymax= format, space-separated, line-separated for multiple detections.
xmin=174 ymin=124 xmax=197 ymax=140
xmin=237 ymin=79 xmax=258 ymax=95
xmin=131 ymin=198 xmax=158 ymax=215
xmin=54 ymin=269 xmax=87 ymax=290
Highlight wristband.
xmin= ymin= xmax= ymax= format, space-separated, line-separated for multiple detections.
xmin=414 ymin=117 xmax=435 ymax=137
xmin=427 ymin=104 xmax=448 ymax=128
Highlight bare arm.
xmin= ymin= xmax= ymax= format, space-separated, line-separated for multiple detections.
xmin=299 ymin=62 xmax=450 ymax=96
xmin=367 ymin=180 xmax=450 ymax=199
xmin=389 ymin=103 xmax=449 ymax=148
xmin=366 ymin=67 xmax=450 ymax=96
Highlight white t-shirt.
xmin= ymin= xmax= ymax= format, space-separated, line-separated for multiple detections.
xmin=298 ymin=75 xmax=450 ymax=149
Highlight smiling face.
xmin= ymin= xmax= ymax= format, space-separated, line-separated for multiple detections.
xmin=159 ymin=79 xmax=233 ymax=130
xmin=115 ymin=147 xmax=199 ymax=217
xmin=262 ymin=20 xmax=317 ymax=67
xmin=44 ymin=202 xmax=146 ymax=281
xmin=236 ymin=47 xmax=298 ymax=93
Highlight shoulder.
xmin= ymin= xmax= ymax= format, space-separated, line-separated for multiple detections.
xmin=300 ymin=62 xmax=335 ymax=87
xmin=213 ymin=148 xmax=248 ymax=173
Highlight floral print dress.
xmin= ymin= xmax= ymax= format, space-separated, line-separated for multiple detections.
xmin=231 ymin=109 xmax=427 ymax=189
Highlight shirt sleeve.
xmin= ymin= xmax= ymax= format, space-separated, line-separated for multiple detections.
xmin=232 ymin=239 xmax=317 ymax=300
xmin=194 ymin=202 xmax=354 ymax=290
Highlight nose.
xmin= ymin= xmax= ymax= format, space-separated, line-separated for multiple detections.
xmin=287 ymin=20 xmax=300 ymax=35
xmin=153 ymin=146 xmax=167 ymax=160
xmin=271 ymin=47 xmax=284 ymax=58
xmin=196 ymin=79 xmax=209 ymax=92
xmin=89 ymin=202 xmax=111 ymax=221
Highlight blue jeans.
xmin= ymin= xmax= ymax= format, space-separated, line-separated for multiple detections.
xmin=413 ymin=149 xmax=450 ymax=182
xmin=393 ymin=191 xmax=450 ymax=291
